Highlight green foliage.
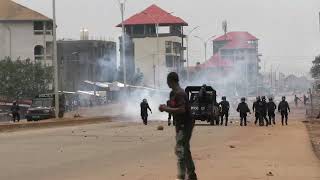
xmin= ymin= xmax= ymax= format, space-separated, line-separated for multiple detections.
xmin=311 ymin=55 xmax=320 ymax=79
xmin=0 ymin=58 xmax=53 ymax=100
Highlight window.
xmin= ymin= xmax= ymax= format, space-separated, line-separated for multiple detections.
xmin=34 ymin=45 xmax=44 ymax=60
xmin=34 ymin=21 xmax=53 ymax=35
xmin=166 ymin=55 xmax=174 ymax=67
xmin=173 ymin=42 xmax=181 ymax=54
xmin=165 ymin=41 xmax=172 ymax=53
xmin=132 ymin=25 xmax=144 ymax=35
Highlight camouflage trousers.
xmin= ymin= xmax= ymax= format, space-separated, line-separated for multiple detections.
xmin=175 ymin=126 xmax=197 ymax=180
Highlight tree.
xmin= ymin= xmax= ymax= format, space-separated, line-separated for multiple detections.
xmin=311 ymin=55 xmax=320 ymax=78
xmin=0 ymin=58 xmax=53 ymax=100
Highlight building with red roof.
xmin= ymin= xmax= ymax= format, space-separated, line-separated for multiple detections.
xmin=192 ymin=31 xmax=261 ymax=95
xmin=117 ymin=4 xmax=188 ymax=88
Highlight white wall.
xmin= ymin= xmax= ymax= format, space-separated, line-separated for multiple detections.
xmin=0 ymin=21 xmax=53 ymax=65
xmin=133 ymin=36 xmax=182 ymax=89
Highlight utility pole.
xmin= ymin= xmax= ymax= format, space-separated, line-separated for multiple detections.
xmin=186 ymin=26 xmax=199 ymax=81
xmin=52 ymin=0 xmax=59 ymax=118
xmin=120 ymin=1 xmax=127 ymax=87
xmin=194 ymin=35 xmax=216 ymax=63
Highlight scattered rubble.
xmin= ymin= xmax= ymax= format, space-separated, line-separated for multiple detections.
xmin=74 ymin=114 xmax=82 ymax=118
xmin=266 ymin=171 xmax=274 ymax=176
xmin=157 ymin=125 xmax=164 ymax=131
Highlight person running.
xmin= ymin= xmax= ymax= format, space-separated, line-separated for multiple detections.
xmin=140 ymin=99 xmax=152 ymax=125
xmin=294 ymin=95 xmax=301 ymax=107
xmin=159 ymin=72 xmax=197 ymax=180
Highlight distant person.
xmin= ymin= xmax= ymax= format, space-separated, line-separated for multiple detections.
xmin=294 ymin=95 xmax=301 ymax=107
xmin=219 ymin=96 xmax=230 ymax=126
xmin=159 ymin=72 xmax=197 ymax=180
xmin=236 ymin=97 xmax=251 ymax=126
xmin=11 ymin=101 xmax=20 ymax=122
xmin=261 ymin=96 xmax=269 ymax=126
xmin=278 ymin=96 xmax=290 ymax=126
xmin=267 ymin=97 xmax=277 ymax=125
xmin=253 ymin=96 xmax=261 ymax=125
xmin=140 ymin=99 xmax=152 ymax=125
xmin=198 ymin=84 xmax=207 ymax=114
xmin=303 ymin=94 xmax=308 ymax=106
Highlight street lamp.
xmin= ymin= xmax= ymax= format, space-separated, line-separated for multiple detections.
xmin=186 ymin=26 xmax=199 ymax=81
xmin=194 ymin=35 xmax=216 ymax=63
xmin=143 ymin=11 xmax=174 ymax=89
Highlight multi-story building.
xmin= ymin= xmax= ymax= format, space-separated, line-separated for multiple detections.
xmin=57 ymin=40 xmax=117 ymax=92
xmin=117 ymin=4 xmax=188 ymax=88
xmin=194 ymin=31 xmax=261 ymax=96
xmin=0 ymin=0 xmax=53 ymax=65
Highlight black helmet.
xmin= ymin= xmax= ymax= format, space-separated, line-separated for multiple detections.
xmin=241 ymin=97 xmax=246 ymax=102
xmin=143 ymin=99 xmax=147 ymax=103
xmin=222 ymin=96 xmax=226 ymax=100
xmin=262 ymin=96 xmax=266 ymax=101
xmin=282 ymin=96 xmax=286 ymax=100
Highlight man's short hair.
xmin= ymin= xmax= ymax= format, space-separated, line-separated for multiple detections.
xmin=167 ymin=72 xmax=179 ymax=83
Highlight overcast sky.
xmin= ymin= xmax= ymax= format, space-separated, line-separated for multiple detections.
xmin=15 ymin=0 xmax=320 ymax=76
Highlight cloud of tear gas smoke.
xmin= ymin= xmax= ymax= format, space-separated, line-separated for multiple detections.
xmin=184 ymin=60 xmax=255 ymax=99
xmin=119 ymin=89 xmax=170 ymax=122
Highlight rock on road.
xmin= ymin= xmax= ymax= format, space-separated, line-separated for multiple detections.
xmin=0 ymin=108 xmax=319 ymax=180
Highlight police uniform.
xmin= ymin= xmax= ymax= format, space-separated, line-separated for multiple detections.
xmin=261 ymin=98 xmax=269 ymax=126
xmin=267 ymin=100 xmax=277 ymax=125
xmin=237 ymin=100 xmax=250 ymax=126
xmin=219 ymin=100 xmax=230 ymax=126
xmin=140 ymin=101 xmax=151 ymax=125
xmin=278 ymin=100 xmax=290 ymax=125
xmin=170 ymin=88 xmax=197 ymax=180
xmin=253 ymin=101 xmax=259 ymax=124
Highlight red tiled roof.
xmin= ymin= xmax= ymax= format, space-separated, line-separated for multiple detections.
xmin=214 ymin=32 xmax=258 ymax=42
xmin=221 ymin=40 xmax=255 ymax=49
xmin=116 ymin=4 xmax=188 ymax=27
xmin=200 ymin=54 xmax=233 ymax=68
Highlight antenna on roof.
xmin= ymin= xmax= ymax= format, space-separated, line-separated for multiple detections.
xmin=222 ymin=20 xmax=228 ymax=40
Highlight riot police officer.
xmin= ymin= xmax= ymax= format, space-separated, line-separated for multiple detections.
xmin=140 ymin=99 xmax=152 ymax=125
xmin=267 ymin=97 xmax=277 ymax=125
xmin=236 ymin=97 xmax=251 ymax=126
xmin=278 ymin=96 xmax=290 ymax=125
xmin=253 ymin=96 xmax=261 ymax=125
xmin=219 ymin=96 xmax=230 ymax=126
xmin=261 ymin=96 xmax=269 ymax=126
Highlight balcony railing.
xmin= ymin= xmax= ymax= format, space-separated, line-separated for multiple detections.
xmin=34 ymin=30 xmax=53 ymax=35
xmin=35 ymin=55 xmax=53 ymax=60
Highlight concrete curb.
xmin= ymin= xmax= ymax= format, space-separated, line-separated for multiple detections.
xmin=0 ymin=116 xmax=113 ymax=133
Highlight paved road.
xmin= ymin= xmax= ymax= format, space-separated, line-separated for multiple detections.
xmin=0 ymin=108 xmax=319 ymax=180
